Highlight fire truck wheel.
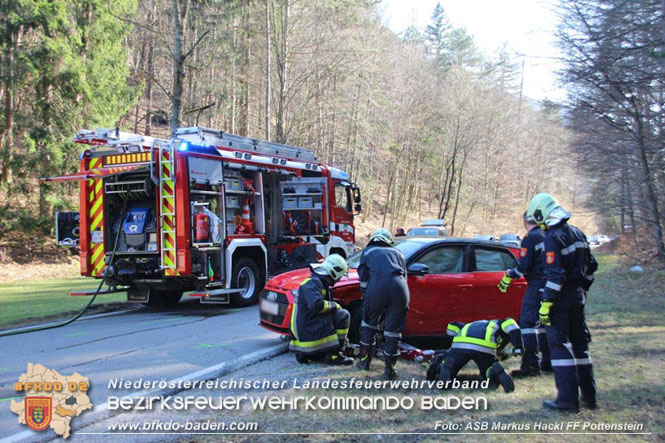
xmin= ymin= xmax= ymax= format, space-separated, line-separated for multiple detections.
xmin=347 ymin=302 xmax=362 ymax=344
xmin=231 ymin=258 xmax=261 ymax=307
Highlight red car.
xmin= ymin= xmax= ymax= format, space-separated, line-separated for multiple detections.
xmin=259 ymin=237 xmax=526 ymax=345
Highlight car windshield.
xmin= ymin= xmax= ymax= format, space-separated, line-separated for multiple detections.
xmin=407 ymin=227 xmax=439 ymax=236
xmin=346 ymin=240 xmax=424 ymax=268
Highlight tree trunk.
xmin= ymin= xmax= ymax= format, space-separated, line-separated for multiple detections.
xmin=170 ymin=0 xmax=188 ymax=136
xmin=264 ymin=0 xmax=271 ymax=141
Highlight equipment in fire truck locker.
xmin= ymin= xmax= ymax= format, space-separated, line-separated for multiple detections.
xmin=224 ymin=169 xmax=263 ymax=236
xmin=281 ymin=179 xmax=325 ymax=237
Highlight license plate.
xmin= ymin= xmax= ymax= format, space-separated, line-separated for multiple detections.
xmin=91 ymin=230 xmax=104 ymax=244
xmin=260 ymin=299 xmax=279 ymax=315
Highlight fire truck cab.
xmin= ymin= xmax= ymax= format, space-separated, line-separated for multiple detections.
xmin=45 ymin=127 xmax=361 ymax=306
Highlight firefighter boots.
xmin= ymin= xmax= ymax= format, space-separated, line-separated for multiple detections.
xmin=489 ymin=362 xmax=515 ymax=393
xmin=356 ymin=344 xmax=373 ymax=371
xmin=384 ymin=355 xmax=398 ymax=380
xmin=325 ymin=351 xmax=354 ymax=366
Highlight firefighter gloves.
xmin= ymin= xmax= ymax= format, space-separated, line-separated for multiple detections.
xmin=497 ymin=275 xmax=513 ymax=293
xmin=539 ymin=301 xmax=553 ymax=326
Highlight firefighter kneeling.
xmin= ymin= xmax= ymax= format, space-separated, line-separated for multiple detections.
xmin=427 ymin=319 xmax=524 ymax=393
xmin=289 ymin=254 xmax=354 ymax=366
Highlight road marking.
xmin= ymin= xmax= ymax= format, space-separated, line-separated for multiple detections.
xmin=0 ymin=341 xmax=289 ymax=443
xmin=64 ymin=332 xmax=89 ymax=337
xmin=0 ymin=396 xmax=22 ymax=403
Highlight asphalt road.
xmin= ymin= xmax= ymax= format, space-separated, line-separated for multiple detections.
xmin=0 ymin=298 xmax=285 ymax=440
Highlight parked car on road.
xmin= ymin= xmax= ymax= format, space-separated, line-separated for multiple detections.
xmin=499 ymin=233 xmax=521 ymax=247
xmin=259 ymin=237 xmax=526 ymax=346
xmin=406 ymin=226 xmax=447 ymax=237
xmin=474 ymin=235 xmax=496 ymax=242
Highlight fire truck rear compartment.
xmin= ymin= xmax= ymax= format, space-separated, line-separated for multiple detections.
xmin=104 ymin=171 xmax=161 ymax=282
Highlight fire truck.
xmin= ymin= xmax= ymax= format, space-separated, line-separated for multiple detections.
xmin=44 ymin=127 xmax=362 ymax=306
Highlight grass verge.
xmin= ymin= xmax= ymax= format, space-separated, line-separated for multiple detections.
xmin=0 ymin=277 xmax=128 ymax=328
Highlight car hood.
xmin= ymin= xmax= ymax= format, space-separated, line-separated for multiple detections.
xmin=266 ymin=268 xmax=360 ymax=291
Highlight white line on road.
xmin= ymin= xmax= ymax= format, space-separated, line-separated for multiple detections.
xmin=0 ymin=341 xmax=289 ymax=443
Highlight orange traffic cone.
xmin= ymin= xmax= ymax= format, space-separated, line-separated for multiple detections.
xmin=239 ymin=198 xmax=254 ymax=234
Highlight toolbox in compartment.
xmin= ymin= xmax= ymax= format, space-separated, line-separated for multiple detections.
xmin=298 ymin=197 xmax=313 ymax=209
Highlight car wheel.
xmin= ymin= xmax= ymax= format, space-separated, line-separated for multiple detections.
xmin=230 ymin=258 xmax=261 ymax=307
xmin=347 ymin=302 xmax=362 ymax=344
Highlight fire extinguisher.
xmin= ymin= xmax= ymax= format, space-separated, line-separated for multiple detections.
xmin=195 ymin=209 xmax=210 ymax=242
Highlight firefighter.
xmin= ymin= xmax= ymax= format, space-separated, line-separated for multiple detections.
xmin=527 ymin=193 xmax=598 ymax=412
xmin=289 ymin=254 xmax=354 ymax=366
xmin=427 ymin=319 xmax=524 ymax=392
xmin=497 ymin=211 xmax=551 ymax=377
xmin=356 ymin=228 xmax=409 ymax=379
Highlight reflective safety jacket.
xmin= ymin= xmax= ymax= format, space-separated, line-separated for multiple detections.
xmin=289 ymin=274 xmax=340 ymax=355
xmin=448 ymin=319 xmax=522 ymax=356
xmin=507 ymin=226 xmax=545 ymax=281
xmin=542 ymin=220 xmax=598 ymax=302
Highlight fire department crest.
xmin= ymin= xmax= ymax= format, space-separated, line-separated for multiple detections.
xmin=25 ymin=397 xmax=52 ymax=431
xmin=10 ymin=363 xmax=92 ymax=438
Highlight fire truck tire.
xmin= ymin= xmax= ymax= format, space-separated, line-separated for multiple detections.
xmin=145 ymin=290 xmax=183 ymax=306
xmin=231 ymin=258 xmax=261 ymax=307
xmin=347 ymin=302 xmax=362 ymax=344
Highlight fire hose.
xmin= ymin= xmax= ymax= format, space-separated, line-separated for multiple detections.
xmin=0 ymin=203 xmax=127 ymax=337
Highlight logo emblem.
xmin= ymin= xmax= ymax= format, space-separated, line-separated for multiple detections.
xmin=546 ymin=252 xmax=555 ymax=264
xmin=520 ymin=248 xmax=527 ymax=257
xmin=25 ymin=397 xmax=52 ymax=431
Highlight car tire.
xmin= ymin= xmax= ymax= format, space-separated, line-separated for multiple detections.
xmin=230 ymin=258 xmax=262 ymax=307
xmin=347 ymin=302 xmax=362 ymax=344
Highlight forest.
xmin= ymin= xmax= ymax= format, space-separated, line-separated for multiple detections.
xmin=1 ymin=0 xmax=663 ymax=262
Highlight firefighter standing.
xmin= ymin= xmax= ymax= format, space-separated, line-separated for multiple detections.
xmin=427 ymin=319 xmax=524 ymax=392
xmin=356 ymin=228 xmax=409 ymax=379
xmin=498 ymin=212 xmax=551 ymax=376
xmin=527 ymin=193 xmax=598 ymax=412
xmin=289 ymin=254 xmax=354 ymax=365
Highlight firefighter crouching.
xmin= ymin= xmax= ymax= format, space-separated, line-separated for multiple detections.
xmin=289 ymin=254 xmax=354 ymax=366
xmin=357 ymin=228 xmax=410 ymax=379
xmin=498 ymin=211 xmax=551 ymax=377
xmin=427 ymin=319 xmax=524 ymax=393
xmin=527 ymin=193 xmax=598 ymax=412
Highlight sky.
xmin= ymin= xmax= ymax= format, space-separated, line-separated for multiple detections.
xmin=379 ymin=0 xmax=566 ymax=103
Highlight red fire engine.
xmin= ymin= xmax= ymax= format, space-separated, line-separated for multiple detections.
xmin=44 ymin=127 xmax=362 ymax=306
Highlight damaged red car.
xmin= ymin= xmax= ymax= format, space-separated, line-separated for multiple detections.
xmin=259 ymin=237 xmax=526 ymax=346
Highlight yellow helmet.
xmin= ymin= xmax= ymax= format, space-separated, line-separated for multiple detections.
xmin=313 ymin=254 xmax=348 ymax=282
xmin=369 ymin=228 xmax=393 ymax=245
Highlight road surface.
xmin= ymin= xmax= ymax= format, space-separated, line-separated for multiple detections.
xmin=0 ymin=299 xmax=284 ymax=440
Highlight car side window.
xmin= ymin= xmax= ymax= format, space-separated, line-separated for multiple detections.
xmin=474 ymin=248 xmax=517 ymax=271
xmin=417 ymin=246 xmax=464 ymax=274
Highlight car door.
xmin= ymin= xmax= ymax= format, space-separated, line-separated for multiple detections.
xmin=471 ymin=246 xmax=525 ymax=320
xmin=405 ymin=244 xmax=471 ymax=336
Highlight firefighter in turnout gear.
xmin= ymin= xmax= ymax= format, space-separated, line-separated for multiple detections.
xmin=427 ymin=319 xmax=524 ymax=393
xmin=527 ymin=193 xmax=598 ymax=412
xmin=498 ymin=211 xmax=551 ymax=377
xmin=289 ymin=254 xmax=354 ymax=366
xmin=356 ymin=228 xmax=410 ymax=379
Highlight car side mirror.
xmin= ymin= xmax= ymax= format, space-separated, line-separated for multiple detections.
xmin=354 ymin=203 xmax=362 ymax=214
xmin=407 ymin=263 xmax=430 ymax=276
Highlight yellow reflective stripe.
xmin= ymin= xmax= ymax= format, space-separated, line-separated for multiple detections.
xmin=320 ymin=300 xmax=336 ymax=314
xmin=460 ymin=323 xmax=471 ymax=337
xmin=90 ymin=245 xmax=104 ymax=264
xmin=90 ymin=196 xmax=103 ymax=216
xmin=300 ymin=278 xmax=311 ymax=287
xmin=336 ymin=328 xmax=349 ymax=336
xmin=453 ymin=336 xmax=498 ymax=348
xmin=290 ymin=303 xmax=299 ymax=340
xmin=290 ymin=333 xmax=338 ymax=349
xmin=448 ymin=324 xmax=461 ymax=334
xmin=485 ymin=320 xmax=497 ymax=342
xmin=501 ymin=318 xmax=518 ymax=331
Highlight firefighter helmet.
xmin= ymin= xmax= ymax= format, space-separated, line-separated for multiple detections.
xmin=369 ymin=228 xmax=393 ymax=245
xmin=313 ymin=254 xmax=348 ymax=282
xmin=527 ymin=193 xmax=571 ymax=227
xmin=527 ymin=193 xmax=559 ymax=224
